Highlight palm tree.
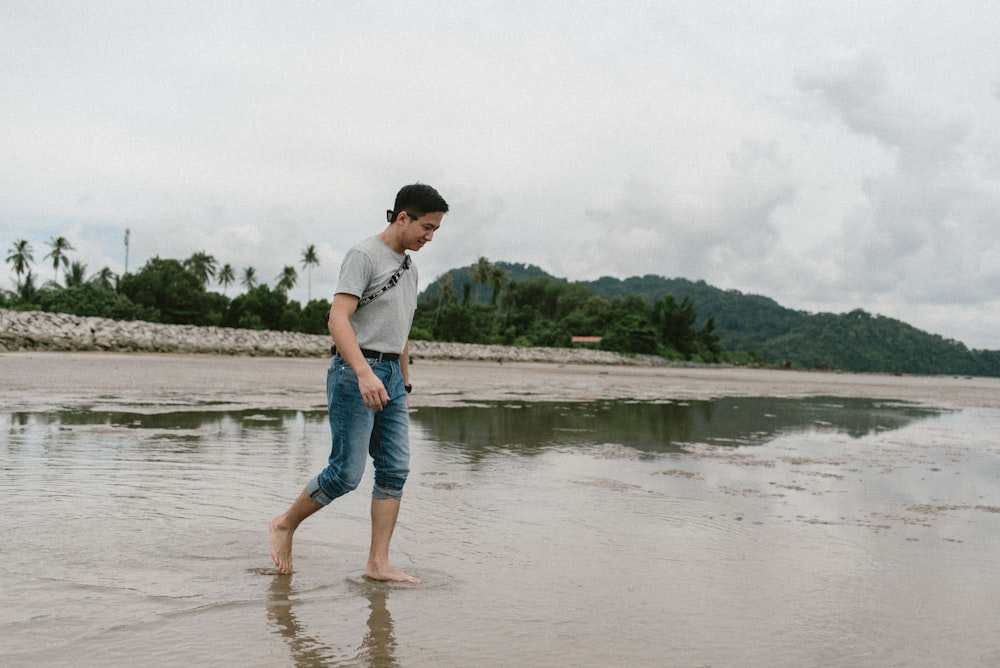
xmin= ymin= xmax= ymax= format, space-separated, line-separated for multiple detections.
xmin=276 ymin=265 xmax=298 ymax=293
xmin=183 ymin=251 xmax=218 ymax=286
xmin=300 ymin=244 xmax=320 ymax=302
xmin=65 ymin=261 xmax=88 ymax=288
xmin=18 ymin=271 xmax=40 ymax=303
xmin=498 ymin=276 xmax=518 ymax=329
xmin=471 ymin=256 xmax=494 ymax=303
xmin=489 ymin=266 xmax=509 ymax=306
xmin=89 ymin=267 xmax=117 ymax=290
xmin=218 ymin=263 xmax=236 ymax=295
xmin=44 ymin=236 xmax=75 ymax=285
xmin=434 ymin=272 xmax=455 ymax=325
xmin=6 ymin=239 xmax=34 ymax=290
xmin=241 ymin=267 xmax=258 ymax=290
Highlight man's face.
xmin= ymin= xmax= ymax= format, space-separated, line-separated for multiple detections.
xmin=401 ymin=211 xmax=444 ymax=252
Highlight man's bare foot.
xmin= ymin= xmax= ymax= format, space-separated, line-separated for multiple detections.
xmin=269 ymin=516 xmax=294 ymax=574
xmin=364 ymin=562 xmax=420 ymax=583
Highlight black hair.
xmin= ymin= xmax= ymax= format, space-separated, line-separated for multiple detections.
xmin=387 ymin=183 xmax=449 ymax=223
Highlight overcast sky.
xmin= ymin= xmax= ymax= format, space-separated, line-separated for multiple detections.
xmin=3 ymin=1 xmax=999 ymax=349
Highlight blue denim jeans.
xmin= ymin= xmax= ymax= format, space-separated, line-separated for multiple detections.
xmin=306 ymin=356 xmax=410 ymax=504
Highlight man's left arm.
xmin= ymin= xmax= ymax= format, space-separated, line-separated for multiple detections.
xmin=401 ymin=339 xmax=410 ymax=405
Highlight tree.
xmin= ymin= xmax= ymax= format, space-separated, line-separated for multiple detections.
xmin=223 ymin=284 xmax=288 ymax=331
xmin=696 ymin=317 xmax=722 ymax=361
xmin=602 ymin=313 xmax=659 ymax=355
xmin=489 ymin=266 xmax=509 ymax=306
xmin=6 ymin=239 xmax=34 ymax=290
xmin=119 ymin=257 xmax=211 ymax=324
xmin=276 ymin=265 xmax=298 ymax=293
xmin=39 ymin=283 xmax=154 ymax=321
xmin=434 ymin=272 xmax=455 ymax=325
xmin=654 ymin=296 xmax=697 ymax=357
xmin=44 ymin=236 xmax=75 ymax=285
xmin=183 ymin=251 xmax=218 ymax=286
xmin=299 ymin=297 xmax=333 ymax=335
xmin=470 ymin=256 xmax=494 ymax=303
xmin=511 ymin=276 xmax=569 ymax=320
xmin=301 ymin=244 xmax=320 ymax=302
xmin=218 ymin=263 xmax=236 ymax=294
xmin=496 ymin=275 xmax=519 ymax=331
xmin=64 ymin=261 xmax=88 ymax=288
xmin=89 ymin=267 xmax=117 ymax=291
xmin=17 ymin=271 xmax=41 ymax=303
xmin=433 ymin=302 xmax=496 ymax=343
xmin=241 ymin=267 xmax=258 ymax=290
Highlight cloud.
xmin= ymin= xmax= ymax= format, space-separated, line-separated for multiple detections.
xmin=794 ymin=49 xmax=1000 ymax=309
xmin=3 ymin=3 xmax=1000 ymax=349
xmin=552 ymin=137 xmax=797 ymax=292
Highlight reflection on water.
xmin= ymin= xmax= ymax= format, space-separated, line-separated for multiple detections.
xmin=4 ymin=395 xmax=999 ymax=667
xmin=359 ymin=587 xmax=399 ymax=668
xmin=267 ymin=576 xmax=337 ymax=666
xmin=3 ymin=397 xmax=942 ymax=452
xmin=7 ymin=407 xmax=316 ymax=431
xmin=267 ymin=577 xmax=399 ymax=668
xmin=410 ymin=396 xmax=946 ymax=455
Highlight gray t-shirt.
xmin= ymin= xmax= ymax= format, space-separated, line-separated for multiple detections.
xmin=335 ymin=235 xmax=418 ymax=354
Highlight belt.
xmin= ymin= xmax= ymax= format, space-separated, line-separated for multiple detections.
xmin=330 ymin=345 xmax=400 ymax=361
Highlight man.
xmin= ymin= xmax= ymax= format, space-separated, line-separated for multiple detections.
xmin=269 ymin=183 xmax=449 ymax=581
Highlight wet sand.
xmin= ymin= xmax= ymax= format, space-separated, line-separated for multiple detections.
xmin=3 ymin=351 xmax=1000 ymax=666
xmin=2 ymin=351 xmax=997 ymax=413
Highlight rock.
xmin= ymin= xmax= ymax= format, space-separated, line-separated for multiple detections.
xmin=0 ymin=308 xmax=674 ymax=366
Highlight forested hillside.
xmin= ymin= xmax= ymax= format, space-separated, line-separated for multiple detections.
xmin=420 ymin=260 xmax=1000 ymax=377
xmin=6 ymin=242 xmax=997 ymax=376
xmin=586 ymin=275 xmax=805 ymax=350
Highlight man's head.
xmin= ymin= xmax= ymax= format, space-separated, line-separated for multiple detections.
xmin=386 ymin=183 xmax=449 ymax=223
xmin=382 ymin=183 xmax=449 ymax=253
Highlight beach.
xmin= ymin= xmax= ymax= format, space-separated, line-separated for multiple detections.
xmin=1 ymin=350 xmax=997 ymax=414
xmin=3 ymin=308 xmax=996 ymax=412
xmin=3 ymin=350 xmax=1000 ymax=667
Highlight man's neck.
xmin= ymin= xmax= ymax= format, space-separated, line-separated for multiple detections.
xmin=377 ymin=228 xmax=405 ymax=254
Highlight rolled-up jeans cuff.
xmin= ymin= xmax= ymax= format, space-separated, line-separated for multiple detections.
xmin=372 ymin=483 xmax=404 ymax=501
xmin=307 ymin=476 xmax=335 ymax=506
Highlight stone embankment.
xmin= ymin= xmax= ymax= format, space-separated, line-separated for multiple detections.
xmin=0 ymin=309 xmax=666 ymax=365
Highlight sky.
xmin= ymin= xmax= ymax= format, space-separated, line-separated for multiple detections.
xmin=3 ymin=1 xmax=1000 ymax=350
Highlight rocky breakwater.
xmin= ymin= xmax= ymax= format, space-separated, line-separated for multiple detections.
xmin=0 ymin=308 xmax=662 ymax=365
xmin=0 ymin=309 xmax=330 ymax=357
xmin=408 ymin=340 xmax=663 ymax=365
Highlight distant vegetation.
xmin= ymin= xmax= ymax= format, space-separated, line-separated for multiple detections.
xmin=416 ymin=260 xmax=1000 ymax=377
xmin=3 ymin=238 xmax=331 ymax=335
xmin=5 ymin=237 xmax=999 ymax=376
xmin=411 ymin=258 xmax=726 ymax=364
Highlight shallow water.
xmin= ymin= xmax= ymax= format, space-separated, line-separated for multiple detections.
xmin=3 ymin=397 xmax=1000 ymax=667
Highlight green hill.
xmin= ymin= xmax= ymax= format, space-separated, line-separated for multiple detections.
xmin=586 ymin=275 xmax=804 ymax=350
xmin=421 ymin=262 xmax=1000 ymax=377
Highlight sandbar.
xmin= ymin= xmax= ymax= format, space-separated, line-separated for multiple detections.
xmin=1 ymin=351 xmax=997 ymax=414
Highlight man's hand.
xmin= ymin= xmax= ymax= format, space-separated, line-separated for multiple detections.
xmin=358 ymin=370 xmax=389 ymax=411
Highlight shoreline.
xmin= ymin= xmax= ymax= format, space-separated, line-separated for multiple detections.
xmin=4 ymin=309 xmax=998 ymax=413
xmin=2 ymin=350 xmax=997 ymax=414
xmin=0 ymin=307 xmax=678 ymax=366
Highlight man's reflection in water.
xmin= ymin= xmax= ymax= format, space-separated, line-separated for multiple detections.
xmin=267 ymin=575 xmax=399 ymax=668
xmin=359 ymin=588 xmax=398 ymax=667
